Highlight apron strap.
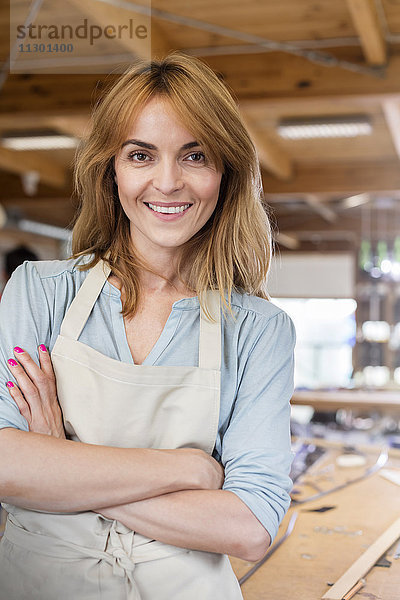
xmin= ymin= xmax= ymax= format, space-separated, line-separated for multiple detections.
xmin=60 ymin=259 xmax=221 ymax=371
xmin=60 ymin=259 xmax=111 ymax=340
xmin=199 ymin=290 xmax=221 ymax=371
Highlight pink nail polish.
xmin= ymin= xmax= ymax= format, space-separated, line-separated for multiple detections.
xmin=39 ymin=344 xmax=47 ymax=352
xmin=8 ymin=359 xmax=18 ymax=367
xmin=6 ymin=381 xmax=14 ymax=388
xmin=13 ymin=347 xmax=24 ymax=354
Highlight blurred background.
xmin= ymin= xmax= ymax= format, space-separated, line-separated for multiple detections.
xmin=2 ymin=0 xmax=400 ymax=444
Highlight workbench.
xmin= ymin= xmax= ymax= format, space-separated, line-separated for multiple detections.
xmin=292 ymin=390 xmax=400 ymax=413
xmin=231 ymin=440 xmax=400 ymax=600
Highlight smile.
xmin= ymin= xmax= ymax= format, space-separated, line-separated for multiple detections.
xmin=145 ymin=203 xmax=192 ymax=214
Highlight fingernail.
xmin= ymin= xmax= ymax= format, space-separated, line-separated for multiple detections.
xmin=6 ymin=381 xmax=14 ymax=388
xmin=8 ymin=359 xmax=18 ymax=367
xmin=13 ymin=347 xmax=24 ymax=354
xmin=39 ymin=344 xmax=47 ymax=353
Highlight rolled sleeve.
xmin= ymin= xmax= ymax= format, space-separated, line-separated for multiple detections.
xmin=0 ymin=261 xmax=52 ymax=431
xmin=221 ymin=311 xmax=295 ymax=542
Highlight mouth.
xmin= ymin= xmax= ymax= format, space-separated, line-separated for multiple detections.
xmin=144 ymin=202 xmax=192 ymax=215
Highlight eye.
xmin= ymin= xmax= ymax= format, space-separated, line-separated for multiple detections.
xmin=127 ymin=151 xmax=150 ymax=162
xmin=186 ymin=151 xmax=205 ymax=163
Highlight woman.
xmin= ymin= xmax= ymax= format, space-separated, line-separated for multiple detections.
xmin=0 ymin=52 xmax=295 ymax=599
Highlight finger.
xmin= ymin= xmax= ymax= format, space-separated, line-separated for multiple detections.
xmin=7 ymin=355 xmax=42 ymax=410
xmin=5 ymin=380 xmax=32 ymax=423
xmin=37 ymin=344 xmax=55 ymax=381
xmin=13 ymin=347 xmax=49 ymax=391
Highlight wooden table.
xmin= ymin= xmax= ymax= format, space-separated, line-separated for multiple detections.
xmin=292 ymin=390 xmax=400 ymax=413
xmin=231 ymin=440 xmax=400 ymax=600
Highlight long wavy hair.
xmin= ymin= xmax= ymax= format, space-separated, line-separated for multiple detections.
xmin=72 ymin=51 xmax=272 ymax=318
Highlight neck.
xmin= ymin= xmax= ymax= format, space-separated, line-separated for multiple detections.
xmin=135 ymin=246 xmax=192 ymax=296
xmin=138 ymin=267 xmax=186 ymax=295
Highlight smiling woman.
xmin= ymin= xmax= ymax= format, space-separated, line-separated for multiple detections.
xmin=0 ymin=52 xmax=295 ymax=599
xmin=72 ymin=51 xmax=272 ymax=318
xmin=113 ymin=96 xmax=222 ymax=255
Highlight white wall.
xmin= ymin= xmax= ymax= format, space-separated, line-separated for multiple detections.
xmin=268 ymin=252 xmax=355 ymax=298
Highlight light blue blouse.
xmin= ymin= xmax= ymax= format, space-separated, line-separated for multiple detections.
xmin=0 ymin=257 xmax=295 ymax=541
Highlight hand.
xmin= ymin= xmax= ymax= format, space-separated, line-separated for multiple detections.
xmin=177 ymin=448 xmax=225 ymax=490
xmin=6 ymin=345 xmax=66 ymax=439
xmin=202 ymin=452 xmax=225 ymax=490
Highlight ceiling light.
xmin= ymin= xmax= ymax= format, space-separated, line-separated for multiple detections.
xmin=18 ymin=218 xmax=72 ymax=241
xmin=1 ymin=130 xmax=78 ymax=150
xmin=277 ymin=115 xmax=372 ymax=140
xmin=340 ymin=193 xmax=370 ymax=209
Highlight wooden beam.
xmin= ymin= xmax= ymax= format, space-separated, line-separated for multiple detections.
xmin=241 ymin=111 xmax=293 ymax=180
xmin=67 ymin=0 xmax=171 ymax=60
xmin=0 ymin=170 xmax=72 ymax=201
xmin=2 ymin=51 xmax=400 ymax=117
xmin=1 ymin=197 xmax=76 ymax=228
xmin=274 ymin=232 xmax=300 ymax=250
xmin=346 ymin=0 xmax=387 ymax=66
xmin=303 ymin=194 xmax=337 ymax=222
xmin=382 ymin=99 xmax=400 ymax=161
xmin=0 ymin=148 xmax=67 ymax=188
xmin=0 ymin=74 xmax=108 ymax=113
xmin=46 ymin=115 xmax=91 ymax=138
xmin=240 ymin=93 xmax=400 ymax=118
xmin=276 ymin=211 xmax=400 ymax=241
xmin=0 ymin=110 xmax=91 ymax=131
xmin=67 ymin=0 xmax=149 ymax=59
xmin=204 ymin=49 xmax=400 ymax=101
xmin=261 ymin=160 xmax=400 ymax=194
xmin=286 ymin=230 xmax=357 ymax=243
xmin=0 ymin=112 xmax=89 ymax=141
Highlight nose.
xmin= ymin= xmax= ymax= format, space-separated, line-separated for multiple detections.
xmin=152 ymin=159 xmax=183 ymax=196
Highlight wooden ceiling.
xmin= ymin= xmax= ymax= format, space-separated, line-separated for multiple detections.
xmin=1 ymin=0 xmax=400 ymax=255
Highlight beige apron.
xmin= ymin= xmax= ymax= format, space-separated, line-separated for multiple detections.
xmin=0 ymin=260 xmax=243 ymax=600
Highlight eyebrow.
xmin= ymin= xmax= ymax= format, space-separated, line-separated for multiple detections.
xmin=121 ymin=139 xmax=201 ymax=151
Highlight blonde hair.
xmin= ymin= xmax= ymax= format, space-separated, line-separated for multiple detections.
xmin=72 ymin=51 xmax=272 ymax=318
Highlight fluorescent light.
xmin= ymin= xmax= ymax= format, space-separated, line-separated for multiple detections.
xmin=19 ymin=219 xmax=72 ymax=241
xmin=341 ymin=193 xmax=370 ymax=209
xmin=277 ymin=115 xmax=372 ymax=140
xmin=1 ymin=131 xmax=78 ymax=150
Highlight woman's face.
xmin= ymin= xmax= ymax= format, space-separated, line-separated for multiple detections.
xmin=114 ymin=96 xmax=222 ymax=260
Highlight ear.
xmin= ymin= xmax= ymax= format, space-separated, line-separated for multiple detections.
xmin=114 ymin=173 xmax=118 ymax=186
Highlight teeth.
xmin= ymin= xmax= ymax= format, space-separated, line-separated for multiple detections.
xmin=147 ymin=203 xmax=190 ymax=214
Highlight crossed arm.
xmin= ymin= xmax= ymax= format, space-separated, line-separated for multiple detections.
xmin=0 ymin=346 xmax=270 ymax=562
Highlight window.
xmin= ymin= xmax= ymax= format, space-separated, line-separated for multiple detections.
xmin=273 ymin=298 xmax=357 ymax=389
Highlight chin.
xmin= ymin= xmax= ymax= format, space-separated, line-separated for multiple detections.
xmin=151 ymin=234 xmax=191 ymax=248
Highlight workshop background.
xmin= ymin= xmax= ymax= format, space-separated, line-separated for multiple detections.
xmin=1 ymin=2 xmax=400 ymax=599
